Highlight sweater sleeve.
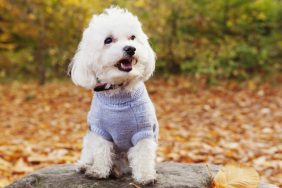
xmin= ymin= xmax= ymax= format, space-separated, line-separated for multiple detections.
xmin=131 ymin=127 xmax=155 ymax=146
xmin=89 ymin=124 xmax=112 ymax=141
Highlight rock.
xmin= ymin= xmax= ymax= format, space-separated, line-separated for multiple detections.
xmin=7 ymin=162 xmax=277 ymax=188
xmin=259 ymin=184 xmax=279 ymax=188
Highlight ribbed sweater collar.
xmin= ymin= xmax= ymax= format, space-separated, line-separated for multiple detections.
xmin=95 ymin=82 xmax=146 ymax=105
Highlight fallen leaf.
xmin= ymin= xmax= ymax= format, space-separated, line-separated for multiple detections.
xmin=213 ymin=164 xmax=260 ymax=188
xmin=13 ymin=158 xmax=34 ymax=174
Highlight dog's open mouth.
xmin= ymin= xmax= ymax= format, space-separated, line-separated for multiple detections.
xmin=115 ymin=58 xmax=136 ymax=72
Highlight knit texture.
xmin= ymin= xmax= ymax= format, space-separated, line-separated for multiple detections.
xmin=88 ymin=82 xmax=159 ymax=151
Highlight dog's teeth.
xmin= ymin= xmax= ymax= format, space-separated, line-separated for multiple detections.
xmin=105 ymin=83 xmax=111 ymax=89
xmin=121 ymin=63 xmax=126 ymax=69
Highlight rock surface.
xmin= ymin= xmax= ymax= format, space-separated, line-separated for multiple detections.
xmin=7 ymin=162 xmax=277 ymax=188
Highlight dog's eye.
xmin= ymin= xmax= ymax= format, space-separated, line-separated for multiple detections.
xmin=130 ymin=35 xmax=136 ymax=40
xmin=104 ymin=37 xmax=113 ymax=44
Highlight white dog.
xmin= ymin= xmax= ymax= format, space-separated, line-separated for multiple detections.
xmin=69 ymin=7 xmax=158 ymax=185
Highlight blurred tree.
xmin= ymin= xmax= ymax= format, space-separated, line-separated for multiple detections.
xmin=0 ymin=0 xmax=281 ymax=83
xmin=0 ymin=0 xmax=92 ymax=83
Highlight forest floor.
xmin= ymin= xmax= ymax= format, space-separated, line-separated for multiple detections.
xmin=0 ymin=77 xmax=281 ymax=187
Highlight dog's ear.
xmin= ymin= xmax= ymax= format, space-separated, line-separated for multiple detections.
xmin=69 ymin=28 xmax=97 ymax=89
xmin=143 ymin=35 xmax=156 ymax=81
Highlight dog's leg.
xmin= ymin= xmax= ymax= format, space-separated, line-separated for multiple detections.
xmin=85 ymin=132 xmax=114 ymax=179
xmin=77 ymin=132 xmax=96 ymax=173
xmin=79 ymin=132 xmax=114 ymax=178
xmin=128 ymin=138 xmax=157 ymax=185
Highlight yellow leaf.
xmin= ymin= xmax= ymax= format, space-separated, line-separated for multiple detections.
xmin=0 ymin=178 xmax=10 ymax=187
xmin=0 ymin=157 xmax=12 ymax=170
xmin=135 ymin=0 xmax=145 ymax=7
xmin=13 ymin=158 xmax=33 ymax=174
xmin=247 ymin=80 xmax=256 ymax=90
xmin=213 ymin=164 xmax=260 ymax=188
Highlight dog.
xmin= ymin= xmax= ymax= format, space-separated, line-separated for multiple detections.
xmin=68 ymin=7 xmax=159 ymax=185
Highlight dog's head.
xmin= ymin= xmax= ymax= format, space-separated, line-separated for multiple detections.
xmin=69 ymin=7 xmax=156 ymax=91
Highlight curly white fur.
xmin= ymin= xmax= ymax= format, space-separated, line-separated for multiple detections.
xmin=77 ymin=132 xmax=114 ymax=178
xmin=71 ymin=6 xmax=157 ymax=184
xmin=70 ymin=6 xmax=155 ymax=91
xmin=128 ymin=138 xmax=157 ymax=184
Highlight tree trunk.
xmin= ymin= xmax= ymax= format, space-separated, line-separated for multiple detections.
xmin=167 ymin=7 xmax=181 ymax=74
xmin=223 ymin=0 xmax=229 ymax=34
xmin=37 ymin=6 xmax=46 ymax=85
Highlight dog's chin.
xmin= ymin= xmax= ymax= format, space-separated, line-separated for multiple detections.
xmin=110 ymin=69 xmax=141 ymax=86
xmin=100 ymin=69 xmax=142 ymax=95
xmin=96 ymin=57 xmax=142 ymax=94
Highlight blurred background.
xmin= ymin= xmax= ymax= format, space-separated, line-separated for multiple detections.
xmin=1 ymin=0 xmax=281 ymax=82
xmin=0 ymin=0 xmax=281 ymax=187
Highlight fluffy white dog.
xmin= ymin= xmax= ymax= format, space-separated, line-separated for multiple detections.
xmin=69 ymin=7 xmax=158 ymax=185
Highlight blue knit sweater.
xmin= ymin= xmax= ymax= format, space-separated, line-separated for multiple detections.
xmin=88 ymin=83 xmax=159 ymax=151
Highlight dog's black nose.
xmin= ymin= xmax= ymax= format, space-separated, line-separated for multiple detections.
xmin=123 ymin=46 xmax=136 ymax=56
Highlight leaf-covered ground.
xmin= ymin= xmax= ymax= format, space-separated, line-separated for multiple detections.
xmin=0 ymin=77 xmax=281 ymax=187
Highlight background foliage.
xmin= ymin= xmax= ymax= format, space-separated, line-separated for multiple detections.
xmin=0 ymin=0 xmax=281 ymax=83
xmin=0 ymin=1 xmax=282 ymax=187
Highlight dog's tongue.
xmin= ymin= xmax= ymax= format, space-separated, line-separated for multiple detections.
xmin=120 ymin=62 xmax=132 ymax=72
xmin=94 ymin=83 xmax=113 ymax=92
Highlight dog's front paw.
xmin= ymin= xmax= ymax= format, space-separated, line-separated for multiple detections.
xmin=133 ymin=170 xmax=157 ymax=185
xmin=139 ymin=178 xmax=157 ymax=186
xmin=85 ymin=167 xmax=110 ymax=179
xmin=76 ymin=163 xmax=91 ymax=174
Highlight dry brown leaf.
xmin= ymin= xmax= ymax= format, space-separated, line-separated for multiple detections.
xmin=13 ymin=158 xmax=34 ymax=174
xmin=129 ymin=182 xmax=141 ymax=188
xmin=0 ymin=178 xmax=10 ymax=188
xmin=0 ymin=157 xmax=12 ymax=171
xmin=0 ymin=78 xmax=281 ymax=186
xmin=213 ymin=164 xmax=260 ymax=188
